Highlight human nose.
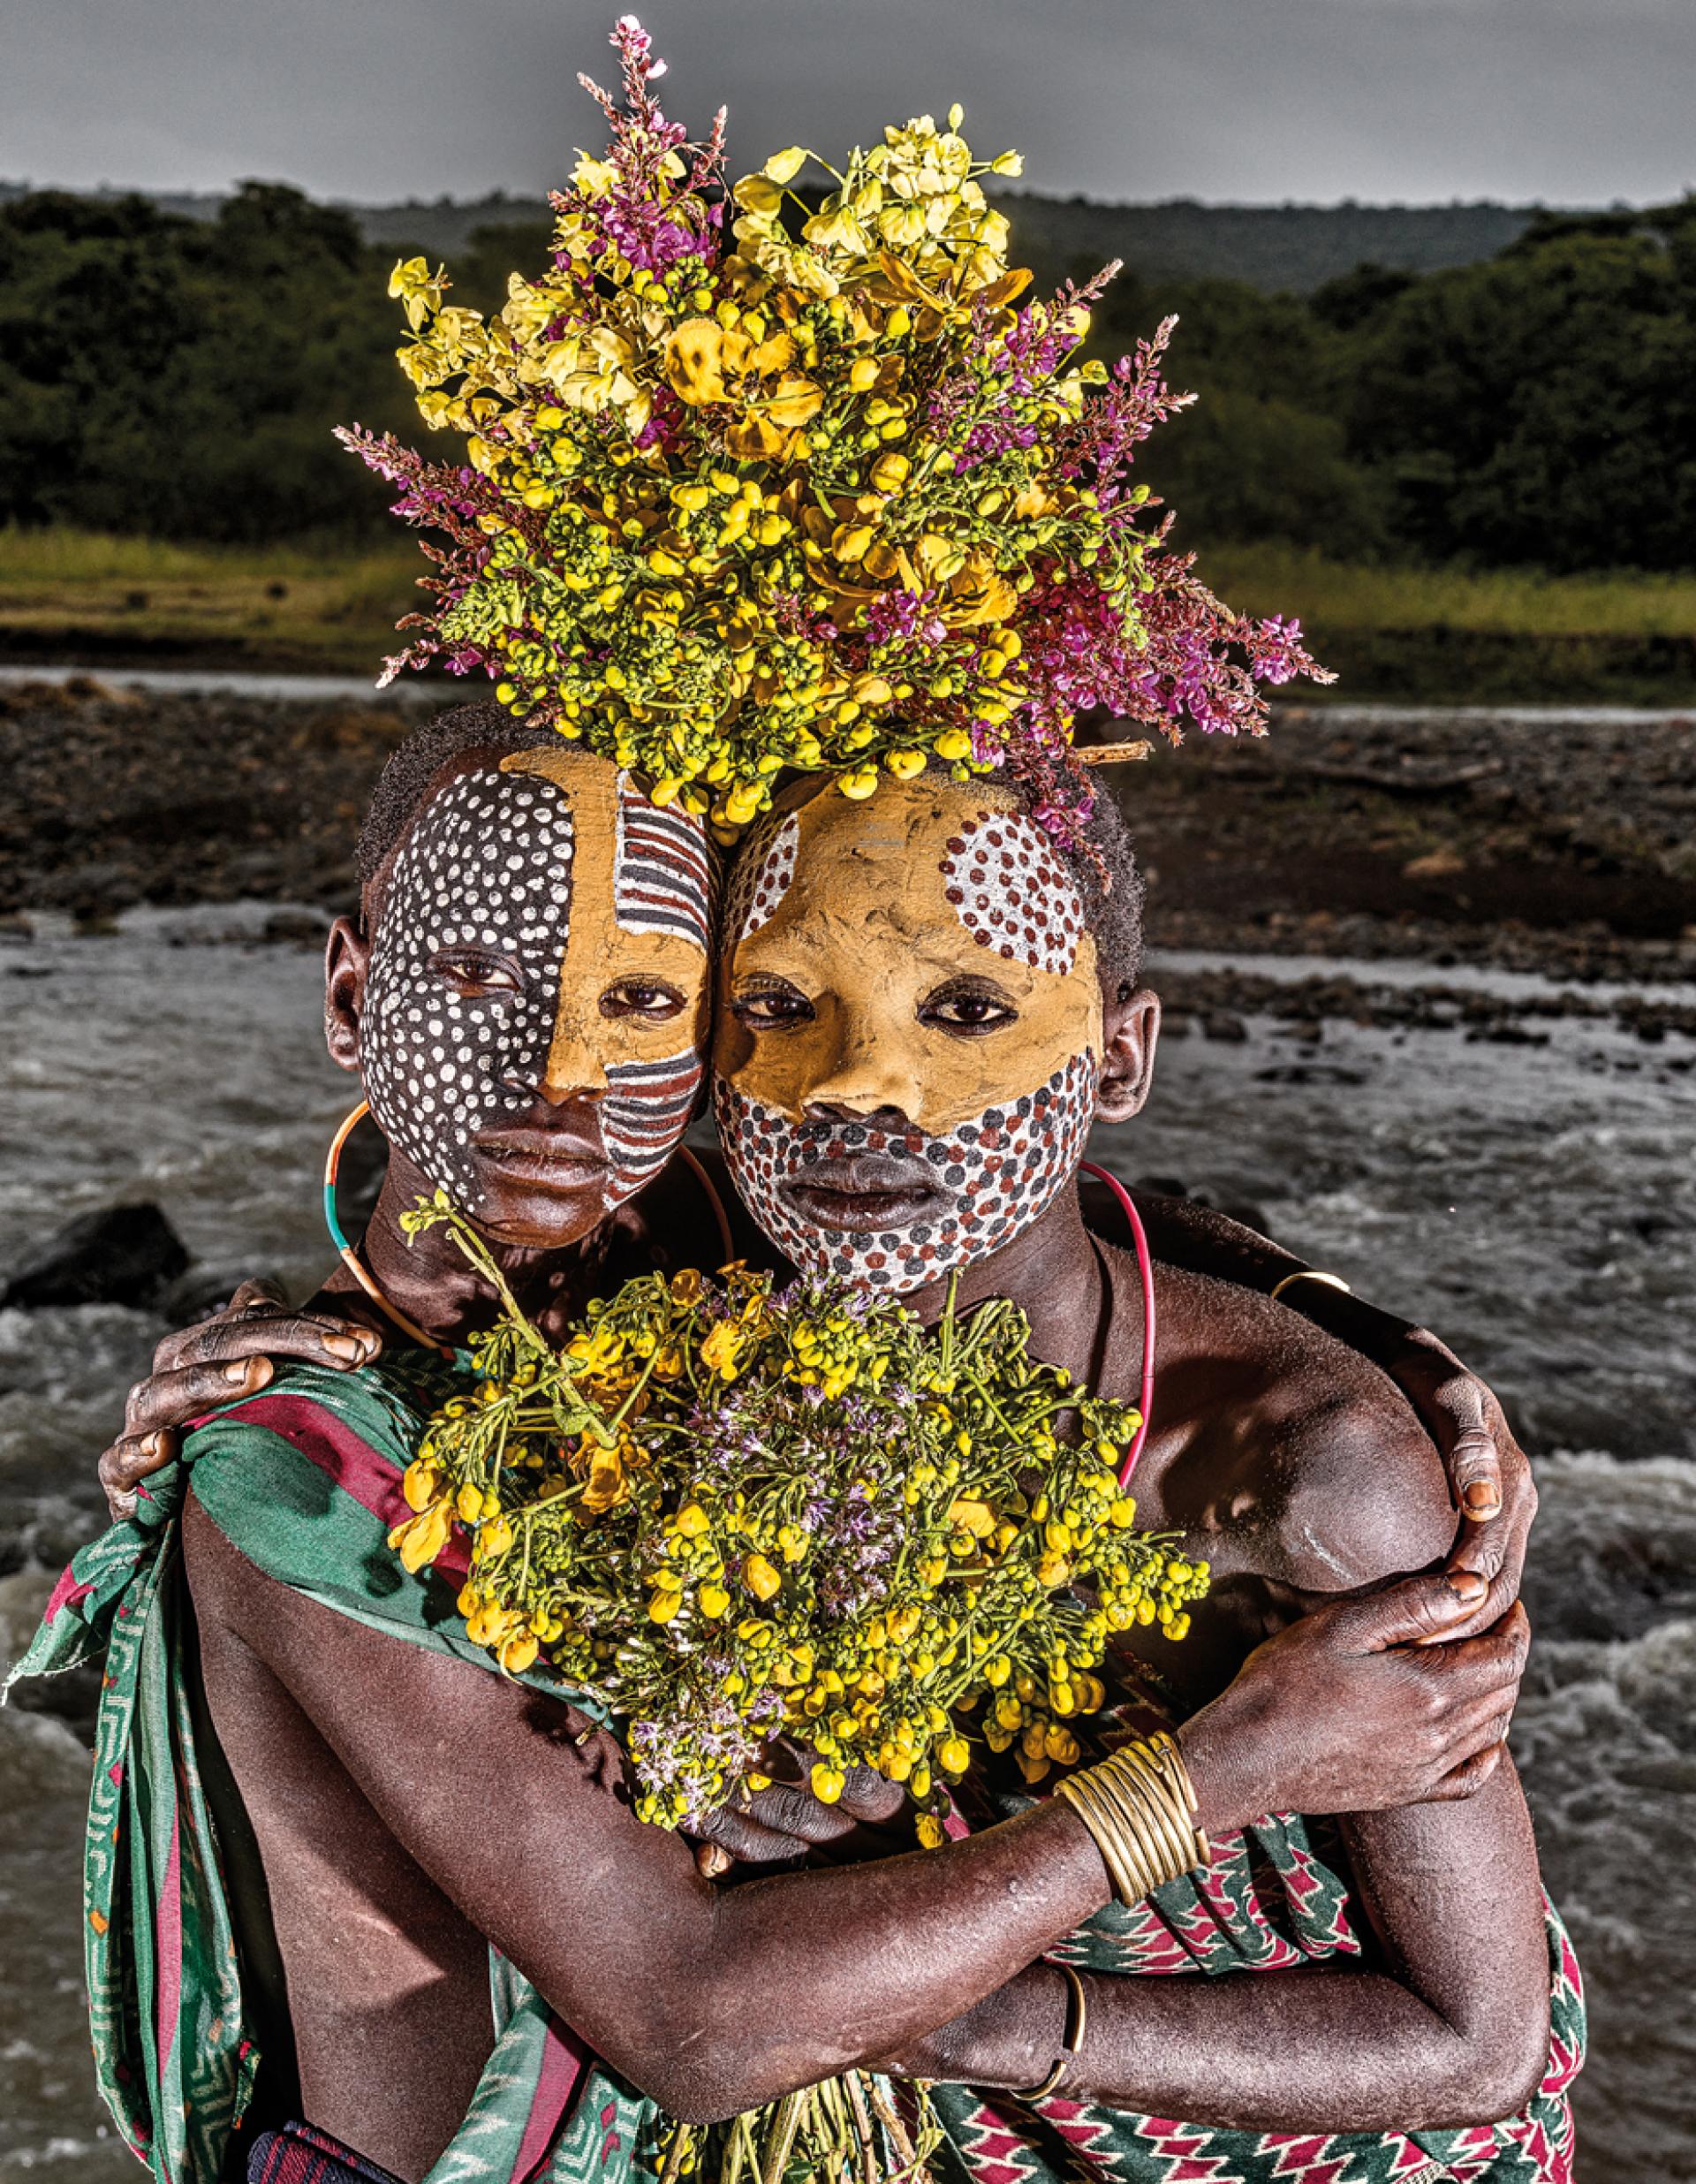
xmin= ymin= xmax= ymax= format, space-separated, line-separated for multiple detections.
xmin=531 ymin=993 xmax=611 ymax=1103
xmin=800 ymin=1011 xmax=918 ymax=1122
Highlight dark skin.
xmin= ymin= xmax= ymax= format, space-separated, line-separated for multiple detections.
xmin=102 ymin=755 xmax=1541 ymax=2175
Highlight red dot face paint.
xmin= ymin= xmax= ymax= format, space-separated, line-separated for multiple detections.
xmin=714 ymin=777 xmax=1103 ymax=1293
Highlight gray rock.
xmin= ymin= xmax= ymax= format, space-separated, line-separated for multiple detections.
xmin=2 ymin=1202 xmax=191 ymax=1310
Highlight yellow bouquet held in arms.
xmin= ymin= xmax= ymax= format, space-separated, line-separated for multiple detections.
xmin=390 ymin=1192 xmax=1208 ymax=1839
xmin=340 ymin=15 xmax=1326 ymax=848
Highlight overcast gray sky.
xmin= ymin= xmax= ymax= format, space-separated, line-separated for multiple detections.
xmin=8 ymin=0 xmax=1694 ymax=208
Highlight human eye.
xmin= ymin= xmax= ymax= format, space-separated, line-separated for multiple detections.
xmin=429 ymin=948 xmax=524 ymax=997
xmin=601 ymin=976 xmax=686 ymax=1022
xmin=731 ymin=978 xmax=816 ymax=1030
xmin=917 ymin=980 xmax=1019 ymax=1036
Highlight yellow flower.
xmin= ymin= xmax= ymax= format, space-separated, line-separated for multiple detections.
xmin=700 ymin=1321 xmax=746 ymax=1380
xmin=742 ymin=1552 xmax=783 ymax=1602
xmin=916 ymin=1813 xmax=947 ymax=1848
xmin=388 ymin=1498 xmax=452 ymax=1574
xmin=388 ymin=255 xmax=446 ymax=332
xmin=402 ymin=1459 xmax=443 ymax=1513
xmin=761 ymin=145 xmax=809 ymax=185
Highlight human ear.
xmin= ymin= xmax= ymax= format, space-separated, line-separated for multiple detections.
xmin=324 ymin=917 xmax=371 ymax=1074
xmin=1095 ymin=983 xmax=1159 ymax=1123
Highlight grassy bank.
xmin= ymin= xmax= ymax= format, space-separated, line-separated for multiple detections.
xmin=0 ymin=528 xmax=421 ymax=674
xmin=2 ymin=529 xmax=1693 ymax=701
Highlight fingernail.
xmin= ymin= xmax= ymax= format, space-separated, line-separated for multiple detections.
xmin=223 ymin=1360 xmax=251 ymax=1383
xmin=698 ymin=1844 xmax=733 ymax=1878
xmin=1446 ymin=1571 xmax=1488 ymax=1603
xmin=323 ymin=1333 xmax=365 ymax=1362
xmin=1464 ymin=1483 xmax=1500 ymax=1517
xmin=141 ymin=1431 xmax=165 ymax=1457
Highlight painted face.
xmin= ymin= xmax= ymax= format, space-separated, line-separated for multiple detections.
xmin=713 ymin=776 xmax=1103 ymax=1293
xmin=361 ymin=747 xmax=715 ymax=1225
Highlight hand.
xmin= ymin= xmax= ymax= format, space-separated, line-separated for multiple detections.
xmin=99 ymin=1278 xmax=381 ymax=1520
xmin=689 ymin=1747 xmax=910 ymax=1878
xmin=1178 ymin=1572 xmax=1530 ymax=1835
xmin=1276 ymin=1290 xmax=1534 ymax=1638
xmin=1382 ymin=1323 xmax=1535 ymax=1634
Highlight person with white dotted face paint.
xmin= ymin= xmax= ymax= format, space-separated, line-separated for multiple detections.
xmin=329 ymin=720 xmax=718 ymax=1286
xmin=82 ymin=724 xmax=1562 ymax=2184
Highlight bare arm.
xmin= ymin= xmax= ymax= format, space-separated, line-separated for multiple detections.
xmin=185 ymin=1492 xmax=1110 ymax=2125
xmin=878 ymin=1763 xmax=1550 ymax=2133
xmin=1117 ymin=1185 xmax=1535 ymax=1626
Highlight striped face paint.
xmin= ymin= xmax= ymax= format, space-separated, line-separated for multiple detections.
xmin=361 ymin=750 xmax=714 ymax=1218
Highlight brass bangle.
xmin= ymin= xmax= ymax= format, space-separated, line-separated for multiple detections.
xmin=1149 ymin=1729 xmax=1210 ymax=1868
xmin=1109 ymin=1740 xmax=1196 ymax=1880
xmin=1013 ymin=1962 xmax=1088 ymax=2103
xmin=1089 ymin=1748 xmax=1180 ymax=1888
xmin=1056 ymin=1768 xmax=1145 ymax=1905
xmin=1269 ymin=1268 xmax=1353 ymax=1305
xmin=1056 ymin=1738 xmax=1208 ymax=1909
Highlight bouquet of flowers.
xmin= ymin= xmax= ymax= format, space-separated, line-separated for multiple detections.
xmin=389 ymin=1194 xmax=1208 ymax=1837
xmin=341 ymin=16 xmax=1329 ymax=845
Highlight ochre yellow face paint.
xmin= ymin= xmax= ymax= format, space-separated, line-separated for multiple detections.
xmin=501 ymin=747 xmax=714 ymax=1204
xmin=502 ymin=748 xmax=712 ymax=1093
xmin=713 ymin=775 xmax=1104 ymax=1293
xmin=715 ymin=775 xmax=1102 ymax=1133
xmin=360 ymin=749 xmax=714 ymax=1218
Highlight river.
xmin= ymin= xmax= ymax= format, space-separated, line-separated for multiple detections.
xmin=2 ymin=905 xmax=1692 ymax=2180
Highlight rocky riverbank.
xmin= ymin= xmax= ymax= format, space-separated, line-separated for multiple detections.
xmin=3 ymin=675 xmax=1694 ymax=989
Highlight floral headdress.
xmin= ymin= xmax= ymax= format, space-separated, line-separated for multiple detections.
xmin=341 ymin=15 xmax=1329 ymax=843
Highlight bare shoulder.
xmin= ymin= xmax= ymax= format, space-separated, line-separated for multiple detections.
xmin=1102 ymin=1245 xmax=1455 ymax=1596
xmin=181 ymin=1483 xmax=255 ymax=1624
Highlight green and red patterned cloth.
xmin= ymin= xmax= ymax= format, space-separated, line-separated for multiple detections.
xmin=7 ymin=1355 xmax=1583 ymax=2184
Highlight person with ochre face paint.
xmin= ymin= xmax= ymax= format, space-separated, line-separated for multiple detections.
xmin=52 ymin=709 xmax=1565 ymax=2184
xmin=708 ymin=767 xmax=1574 ymax=2161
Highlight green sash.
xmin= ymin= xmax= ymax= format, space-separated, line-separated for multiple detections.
xmin=6 ymin=1357 xmax=659 ymax=2184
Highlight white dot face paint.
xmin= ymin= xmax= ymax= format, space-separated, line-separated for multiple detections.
xmin=713 ymin=1053 xmax=1098 ymax=1294
xmin=363 ymin=768 xmax=574 ymax=1210
xmin=941 ymin=811 xmax=1084 ymax=976
xmin=724 ymin=812 xmax=800 ymax=944
xmin=362 ymin=757 xmax=716 ymax=1221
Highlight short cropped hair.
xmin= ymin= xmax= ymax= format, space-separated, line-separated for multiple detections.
xmin=355 ymin=701 xmax=559 ymax=907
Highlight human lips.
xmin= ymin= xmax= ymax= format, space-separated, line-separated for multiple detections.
xmin=776 ymin=1151 xmax=956 ymax=1232
xmin=473 ymin=1126 xmax=610 ymax=1191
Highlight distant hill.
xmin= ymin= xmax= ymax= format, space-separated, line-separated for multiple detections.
xmin=0 ymin=179 xmax=1552 ymax=292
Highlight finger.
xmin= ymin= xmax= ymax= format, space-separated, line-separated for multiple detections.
xmin=1327 ymin=1569 xmax=1489 ymax=1652
xmin=125 ymin=1356 xmax=273 ymax=1438
xmin=1422 ymin=1742 xmax=1506 ymax=1802
xmin=833 ymin=1764 xmax=910 ymax=1826
xmin=1435 ymin=1420 xmax=1503 ymax=1524
xmin=99 ymin=1429 xmax=176 ymax=1519
xmin=695 ymin=1842 xmax=736 ymax=1879
xmin=693 ymin=1808 xmax=813 ymax=1864
xmin=227 ymin=1277 xmax=290 ymax=1314
xmin=740 ymin=1784 xmax=859 ymax=1848
xmin=175 ymin=1315 xmax=379 ymax=1370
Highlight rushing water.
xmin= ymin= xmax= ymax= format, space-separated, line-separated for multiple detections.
xmin=2 ymin=908 xmax=1692 ymax=2181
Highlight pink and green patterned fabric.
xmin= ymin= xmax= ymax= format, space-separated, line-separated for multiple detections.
xmin=8 ymin=1354 xmax=1582 ymax=2184
xmin=933 ymin=1695 xmax=1585 ymax=2184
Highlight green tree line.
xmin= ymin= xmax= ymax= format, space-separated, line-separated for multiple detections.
xmin=3 ymin=181 xmax=1693 ymax=572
